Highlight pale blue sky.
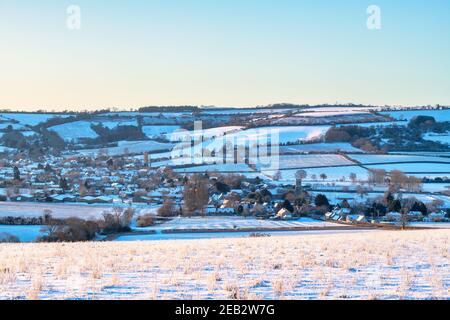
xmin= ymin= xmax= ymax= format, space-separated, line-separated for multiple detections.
xmin=0 ymin=0 xmax=449 ymax=110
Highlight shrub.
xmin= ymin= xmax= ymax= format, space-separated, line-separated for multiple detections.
xmin=408 ymin=116 xmax=436 ymax=128
xmin=283 ymin=199 xmax=294 ymax=213
xmin=157 ymin=198 xmax=177 ymax=217
xmin=325 ymin=128 xmax=351 ymax=142
xmin=0 ymin=216 xmax=44 ymax=225
xmin=39 ymin=218 xmax=99 ymax=242
xmin=296 ymin=204 xmax=315 ymax=216
xmin=388 ymin=199 xmax=402 ymax=213
xmin=314 ymin=194 xmax=330 ymax=208
xmin=136 ymin=214 xmax=154 ymax=227
xmin=410 ymin=201 xmax=428 ymax=216
xmin=100 ymin=207 xmax=135 ymax=234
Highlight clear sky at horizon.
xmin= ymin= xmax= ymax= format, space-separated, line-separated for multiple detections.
xmin=0 ymin=0 xmax=449 ymax=111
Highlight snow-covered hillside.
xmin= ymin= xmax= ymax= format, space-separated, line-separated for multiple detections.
xmin=49 ymin=121 xmax=99 ymax=142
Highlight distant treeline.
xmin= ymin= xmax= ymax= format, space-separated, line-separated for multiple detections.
xmin=1 ymin=104 xmax=448 ymax=115
xmin=137 ymin=106 xmax=199 ymax=112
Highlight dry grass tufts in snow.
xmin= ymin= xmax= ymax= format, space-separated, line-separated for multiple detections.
xmin=0 ymin=230 xmax=449 ymax=300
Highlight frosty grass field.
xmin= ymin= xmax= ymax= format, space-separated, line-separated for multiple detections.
xmin=0 ymin=230 xmax=448 ymax=300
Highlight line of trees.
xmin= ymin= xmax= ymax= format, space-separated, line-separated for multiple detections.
xmin=39 ymin=207 xmax=135 ymax=242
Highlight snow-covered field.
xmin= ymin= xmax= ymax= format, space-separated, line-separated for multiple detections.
xmin=117 ymin=229 xmax=374 ymax=242
xmin=169 ymin=126 xmax=243 ymax=142
xmin=76 ymin=140 xmax=174 ymax=157
xmin=0 ymin=146 xmax=16 ymax=153
xmin=421 ymin=183 xmax=450 ymax=193
xmin=256 ymin=155 xmax=356 ymax=173
xmin=49 ymin=121 xmax=99 ymax=142
xmin=348 ymin=154 xmax=450 ymax=165
xmin=140 ymin=216 xmax=347 ymax=233
xmin=0 ymin=225 xmax=44 ymax=242
xmin=303 ymin=106 xmax=378 ymax=113
xmin=49 ymin=119 xmax=140 ymax=142
xmin=0 ymin=202 xmax=115 ymax=220
xmin=170 ymin=154 xmax=360 ymax=179
xmin=166 ymin=126 xmax=328 ymax=155
xmin=350 ymin=155 xmax=450 ymax=176
xmin=192 ymin=126 xmax=330 ymax=150
xmin=174 ymin=163 xmax=254 ymax=173
xmin=389 ymin=151 xmax=450 ymax=157
xmin=337 ymin=121 xmax=407 ymax=128
xmin=381 ymin=109 xmax=450 ymax=122
xmin=0 ymin=113 xmax=70 ymax=126
xmin=101 ymin=120 xmax=137 ymax=129
xmin=410 ymin=222 xmax=450 ymax=229
xmin=0 ymin=210 xmax=354 ymax=243
xmin=313 ymin=191 xmax=450 ymax=207
xmin=424 ymin=132 xmax=450 ymax=145
xmin=106 ymin=112 xmax=190 ymax=118
xmin=237 ymin=126 xmax=330 ymax=145
xmin=0 ymin=122 xmax=27 ymax=130
xmin=265 ymin=166 xmax=370 ymax=182
xmin=280 ymin=143 xmax=363 ymax=153
xmin=295 ymin=110 xmax=370 ymax=117
xmin=365 ymin=163 xmax=450 ymax=174
xmin=142 ymin=125 xmax=181 ymax=139
xmin=0 ymin=230 xmax=448 ymax=300
xmin=200 ymin=108 xmax=291 ymax=115
xmin=274 ymin=154 xmax=355 ymax=169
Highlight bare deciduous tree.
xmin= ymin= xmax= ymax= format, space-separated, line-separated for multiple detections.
xmin=158 ymin=197 xmax=177 ymax=217
xmin=368 ymin=169 xmax=386 ymax=185
xmin=183 ymin=174 xmax=210 ymax=217
xmin=349 ymin=172 xmax=357 ymax=183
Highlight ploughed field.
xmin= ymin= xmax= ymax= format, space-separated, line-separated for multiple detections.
xmin=0 ymin=230 xmax=448 ymax=300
